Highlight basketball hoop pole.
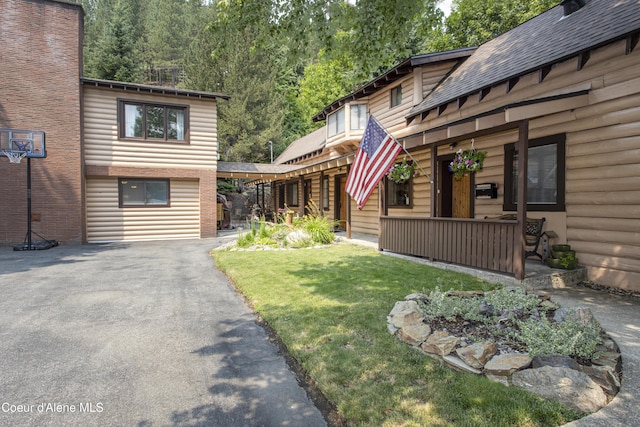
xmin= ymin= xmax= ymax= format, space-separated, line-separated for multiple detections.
xmin=13 ymin=157 xmax=59 ymax=251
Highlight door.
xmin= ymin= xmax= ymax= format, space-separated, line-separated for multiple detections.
xmin=439 ymin=157 xmax=473 ymax=218
xmin=335 ymin=175 xmax=347 ymax=230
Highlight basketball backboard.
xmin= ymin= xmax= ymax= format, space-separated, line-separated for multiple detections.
xmin=0 ymin=128 xmax=46 ymax=158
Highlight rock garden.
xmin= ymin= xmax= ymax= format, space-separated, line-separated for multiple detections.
xmin=387 ymin=287 xmax=622 ymax=415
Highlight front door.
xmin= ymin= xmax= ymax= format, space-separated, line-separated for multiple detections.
xmin=335 ymin=175 xmax=347 ymax=230
xmin=439 ymin=157 xmax=473 ymax=218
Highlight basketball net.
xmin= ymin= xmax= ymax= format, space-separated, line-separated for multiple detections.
xmin=2 ymin=151 xmax=27 ymax=164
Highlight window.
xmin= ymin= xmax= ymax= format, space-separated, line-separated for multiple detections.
xmin=503 ymin=134 xmax=565 ymax=211
xmin=119 ymin=100 xmax=187 ymax=142
xmin=390 ymin=85 xmax=402 ymax=108
xmin=350 ymin=104 xmax=367 ymax=130
xmin=327 ymin=108 xmax=345 ymax=137
xmin=119 ymin=178 xmax=170 ymax=207
xmin=286 ymin=182 xmax=299 ymax=207
xmin=322 ymin=176 xmax=330 ymax=210
xmin=386 ymin=179 xmax=413 ymax=207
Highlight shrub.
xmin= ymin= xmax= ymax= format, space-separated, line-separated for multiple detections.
xmin=419 ymin=288 xmax=603 ymax=360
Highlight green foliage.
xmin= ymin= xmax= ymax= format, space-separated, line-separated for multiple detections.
xmin=429 ymin=0 xmax=557 ymax=51
xmin=514 ymin=315 xmax=602 ymax=360
xmin=420 ymin=288 xmax=603 ymax=360
xmin=85 ymin=0 xmax=142 ymax=81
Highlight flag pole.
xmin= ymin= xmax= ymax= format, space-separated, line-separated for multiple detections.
xmin=371 ymin=116 xmax=433 ymax=183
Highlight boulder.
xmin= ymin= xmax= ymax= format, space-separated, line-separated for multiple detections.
xmin=420 ymin=330 xmax=461 ymax=356
xmin=399 ymin=313 xmax=432 ymax=346
xmin=484 ymin=354 xmax=532 ymax=376
xmin=579 ymin=364 xmax=621 ymax=398
xmin=512 ymin=366 xmax=608 ymax=414
xmin=404 ymin=293 xmax=429 ymax=302
xmin=456 ymin=341 xmax=497 ymax=369
xmin=531 ymin=354 xmax=580 ymax=371
xmin=553 ymin=306 xmax=597 ymax=326
xmin=443 ymin=355 xmax=482 ymax=375
xmin=387 ymin=300 xmax=421 ymax=332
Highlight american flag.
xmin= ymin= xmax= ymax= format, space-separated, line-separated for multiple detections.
xmin=345 ymin=116 xmax=403 ymax=210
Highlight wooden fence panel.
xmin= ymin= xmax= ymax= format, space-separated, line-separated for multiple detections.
xmin=380 ymin=216 xmax=520 ymax=276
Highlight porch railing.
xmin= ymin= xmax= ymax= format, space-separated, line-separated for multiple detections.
xmin=379 ymin=216 xmax=521 ymax=276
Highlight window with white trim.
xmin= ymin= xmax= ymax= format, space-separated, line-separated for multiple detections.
xmin=327 ymin=108 xmax=345 ymax=137
xmin=350 ymin=104 xmax=367 ymax=130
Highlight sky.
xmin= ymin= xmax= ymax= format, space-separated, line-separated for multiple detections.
xmin=439 ymin=0 xmax=453 ymax=16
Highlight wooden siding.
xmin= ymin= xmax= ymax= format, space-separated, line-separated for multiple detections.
xmin=83 ymin=86 xmax=218 ymax=169
xmin=401 ymin=39 xmax=640 ymax=291
xmin=86 ymin=178 xmax=200 ymax=242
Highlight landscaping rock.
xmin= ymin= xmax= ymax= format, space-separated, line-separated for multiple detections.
xmin=512 ymin=366 xmax=608 ymax=414
xmin=553 ymin=306 xmax=597 ymax=326
xmin=286 ymin=229 xmax=311 ymax=244
xmin=531 ymin=354 xmax=580 ymax=371
xmin=478 ymin=301 xmax=494 ymax=316
xmin=404 ymin=293 xmax=429 ymax=302
xmin=456 ymin=341 xmax=497 ymax=369
xmin=484 ymin=354 xmax=532 ymax=376
xmin=579 ymin=364 xmax=621 ymax=398
xmin=420 ymin=331 xmax=460 ymax=356
xmin=387 ymin=300 xmax=421 ymax=332
xmin=592 ymin=351 xmax=622 ymax=375
xmin=443 ymin=355 xmax=482 ymax=375
xmin=399 ymin=313 xmax=432 ymax=346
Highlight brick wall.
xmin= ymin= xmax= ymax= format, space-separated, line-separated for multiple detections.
xmin=0 ymin=0 xmax=84 ymax=245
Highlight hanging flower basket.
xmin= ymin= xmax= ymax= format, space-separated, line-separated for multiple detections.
xmin=387 ymin=158 xmax=418 ymax=184
xmin=449 ymin=149 xmax=488 ymax=180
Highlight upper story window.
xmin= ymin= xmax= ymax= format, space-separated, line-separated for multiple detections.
xmin=119 ymin=100 xmax=188 ymax=142
xmin=350 ymin=104 xmax=367 ymax=130
xmin=390 ymin=85 xmax=402 ymax=108
xmin=327 ymin=107 xmax=345 ymax=137
xmin=504 ymin=134 xmax=566 ymax=212
xmin=119 ymin=178 xmax=170 ymax=207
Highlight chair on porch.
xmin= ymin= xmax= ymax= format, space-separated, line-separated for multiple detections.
xmin=486 ymin=214 xmax=546 ymax=262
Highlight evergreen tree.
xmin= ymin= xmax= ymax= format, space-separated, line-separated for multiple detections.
xmin=84 ymin=0 xmax=142 ymax=82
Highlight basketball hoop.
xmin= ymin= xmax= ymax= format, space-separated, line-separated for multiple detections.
xmin=2 ymin=151 xmax=27 ymax=164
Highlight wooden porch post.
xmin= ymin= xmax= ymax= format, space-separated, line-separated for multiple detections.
xmin=515 ymin=120 xmax=529 ymax=280
xmin=430 ymin=144 xmax=437 ymax=217
xmin=319 ymin=171 xmax=324 ymax=216
xmin=346 ymin=165 xmax=352 ymax=239
xmin=298 ymin=175 xmax=304 ymax=216
xmin=379 ymin=180 xmax=387 ymax=251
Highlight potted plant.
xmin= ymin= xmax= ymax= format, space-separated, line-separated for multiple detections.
xmin=387 ymin=158 xmax=418 ymax=184
xmin=546 ymin=244 xmax=578 ymax=270
xmin=449 ymin=148 xmax=488 ymax=180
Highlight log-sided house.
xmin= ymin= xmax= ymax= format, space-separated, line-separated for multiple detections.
xmin=1 ymin=0 xmax=228 ymax=245
xmin=260 ymin=0 xmax=640 ymax=292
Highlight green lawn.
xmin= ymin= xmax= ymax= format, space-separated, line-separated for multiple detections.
xmin=211 ymin=243 xmax=580 ymax=426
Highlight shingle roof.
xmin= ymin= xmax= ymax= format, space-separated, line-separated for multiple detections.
xmin=313 ymin=47 xmax=476 ymax=122
xmin=82 ymin=78 xmax=230 ymax=100
xmin=407 ymin=0 xmax=640 ymax=121
xmin=217 ymin=162 xmax=298 ymax=175
xmin=274 ymin=127 xmax=326 ymax=164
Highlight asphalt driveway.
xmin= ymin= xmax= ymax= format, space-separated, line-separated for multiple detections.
xmin=0 ymin=237 xmax=326 ymax=427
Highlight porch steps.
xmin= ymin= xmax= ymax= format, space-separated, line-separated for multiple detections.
xmin=521 ymin=265 xmax=588 ymax=291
